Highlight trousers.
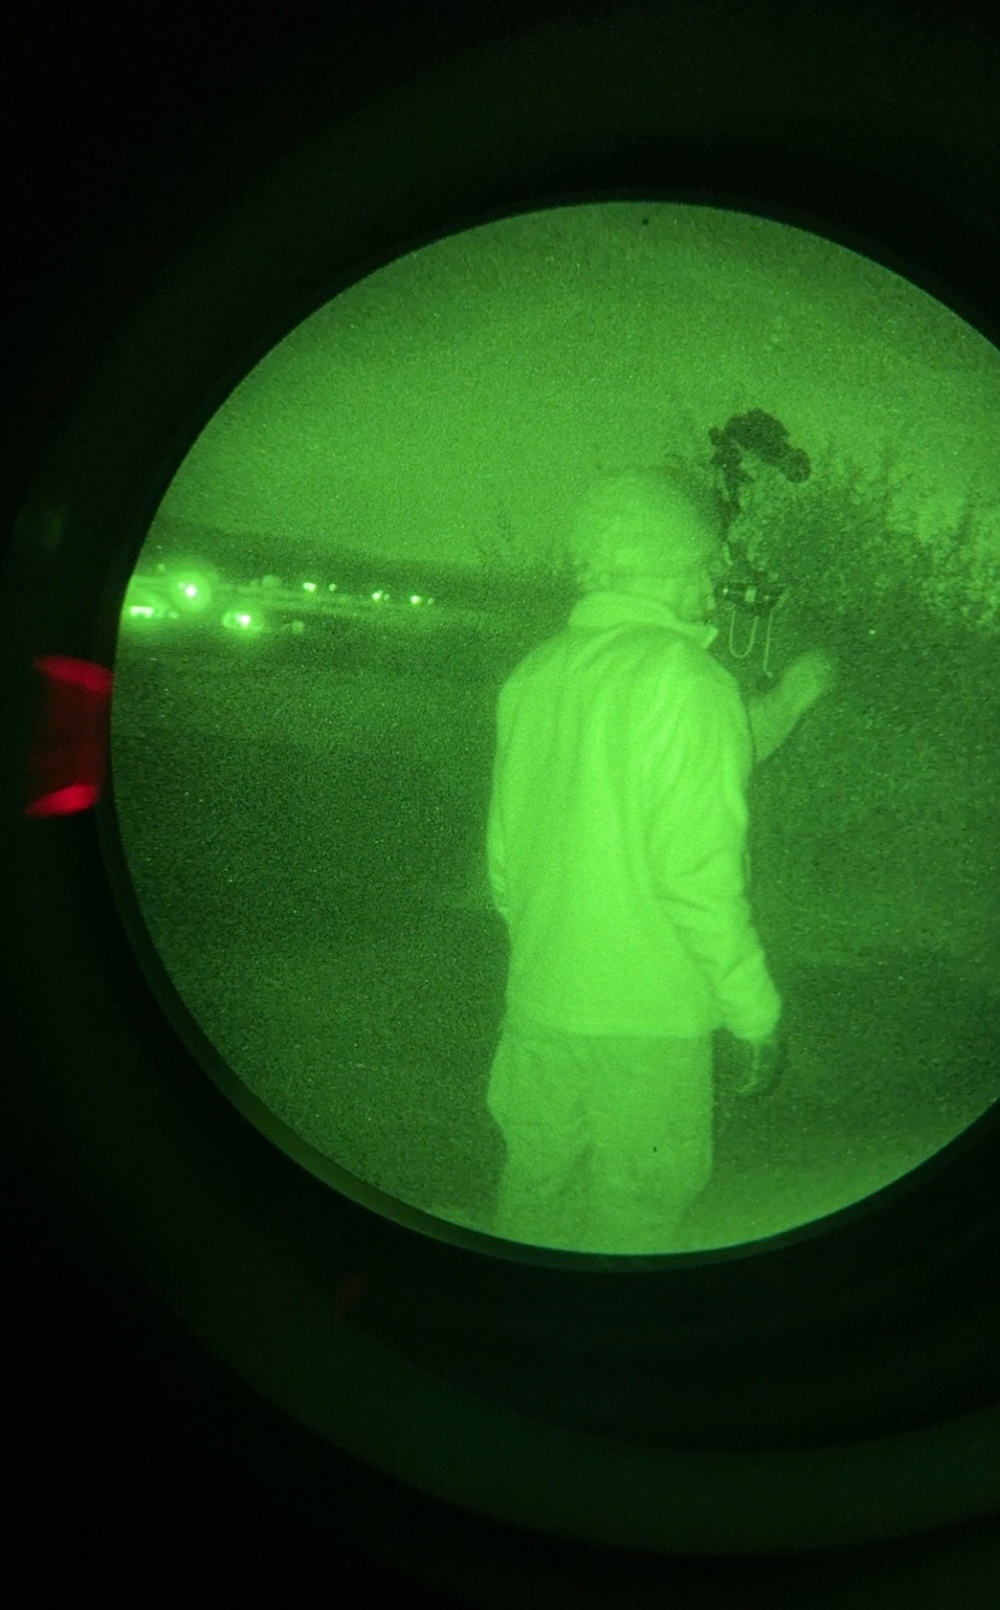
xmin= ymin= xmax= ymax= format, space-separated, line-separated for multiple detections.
xmin=485 ymin=1014 xmax=715 ymax=1255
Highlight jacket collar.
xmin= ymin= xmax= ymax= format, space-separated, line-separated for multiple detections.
xmin=567 ymin=589 xmax=720 ymax=651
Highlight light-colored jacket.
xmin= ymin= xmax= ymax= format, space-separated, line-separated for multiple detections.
xmin=487 ymin=590 xmax=782 ymax=1040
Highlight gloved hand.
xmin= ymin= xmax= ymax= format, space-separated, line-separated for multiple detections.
xmin=779 ymin=648 xmax=840 ymax=715
xmin=733 ymin=1023 xmax=789 ymax=1096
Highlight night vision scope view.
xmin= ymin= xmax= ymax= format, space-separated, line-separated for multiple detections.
xmin=109 ymin=202 xmax=1000 ymax=1257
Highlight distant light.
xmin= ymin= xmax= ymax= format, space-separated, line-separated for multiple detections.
xmin=410 ymin=595 xmax=422 ymax=605
xmin=328 ymin=583 xmax=338 ymax=592
xmin=303 ymin=581 xmax=317 ymax=593
xmin=122 ymin=579 xmax=165 ymax=621
xmin=221 ymin=609 xmax=260 ymax=634
xmin=372 ymin=590 xmax=384 ymax=602
xmin=171 ymin=571 xmax=214 ymax=612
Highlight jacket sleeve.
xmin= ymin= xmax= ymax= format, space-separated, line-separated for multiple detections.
xmin=643 ymin=667 xmax=782 ymax=1041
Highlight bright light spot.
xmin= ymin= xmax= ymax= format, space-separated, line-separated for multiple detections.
xmin=183 ymin=584 xmax=198 ymax=599
xmin=128 ymin=605 xmax=155 ymax=619
xmin=221 ymin=609 xmax=260 ymax=634
xmin=372 ymin=590 xmax=384 ymax=601
xmin=303 ymin=581 xmax=317 ymax=593
xmin=410 ymin=595 xmax=422 ymax=605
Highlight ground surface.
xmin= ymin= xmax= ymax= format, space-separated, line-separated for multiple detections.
xmin=156 ymin=906 xmax=1000 ymax=1254
xmin=110 ymin=641 xmax=1000 ymax=1255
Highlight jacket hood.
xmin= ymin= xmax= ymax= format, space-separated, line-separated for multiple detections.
xmin=568 ymin=589 xmax=721 ymax=652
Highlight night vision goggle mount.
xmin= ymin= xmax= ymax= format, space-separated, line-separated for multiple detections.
xmin=707 ymin=408 xmax=811 ymax=675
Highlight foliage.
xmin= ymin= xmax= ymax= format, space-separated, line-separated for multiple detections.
xmin=470 ymin=435 xmax=1000 ymax=667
